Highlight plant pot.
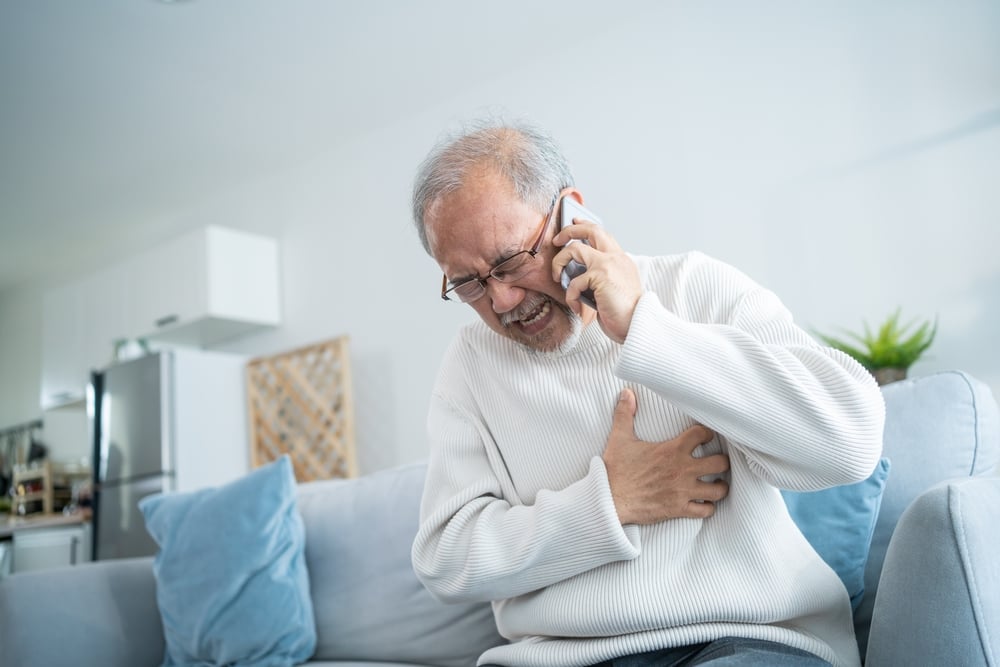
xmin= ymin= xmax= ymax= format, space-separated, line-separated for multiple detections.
xmin=873 ymin=367 xmax=907 ymax=386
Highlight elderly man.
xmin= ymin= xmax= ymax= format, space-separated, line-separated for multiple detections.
xmin=410 ymin=118 xmax=884 ymax=667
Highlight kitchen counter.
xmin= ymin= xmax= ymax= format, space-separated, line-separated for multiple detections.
xmin=0 ymin=511 xmax=90 ymax=540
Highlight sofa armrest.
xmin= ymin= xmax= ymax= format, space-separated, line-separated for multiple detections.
xmin=0 ymin=556 xmax=164 ymax=667
xmin=865 ymin=477 xmax=1000 ymax=667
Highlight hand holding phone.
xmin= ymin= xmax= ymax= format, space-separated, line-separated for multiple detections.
xmin=559 ymin=197 xmax=602 ymax=310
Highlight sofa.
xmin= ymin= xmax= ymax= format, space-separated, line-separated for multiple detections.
xmin=1 ymin=370 xmax=997 ymax=667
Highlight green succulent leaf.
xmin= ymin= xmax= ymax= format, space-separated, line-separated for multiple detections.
xmin=814 ymin=309 xmax=936 ymax=371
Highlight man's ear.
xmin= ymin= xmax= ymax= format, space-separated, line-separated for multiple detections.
xmin=562 ymin=187 xmax=585 ymax=206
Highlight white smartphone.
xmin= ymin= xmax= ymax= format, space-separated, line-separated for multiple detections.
xmin=559 ymin=196 xmax=602 ymax=310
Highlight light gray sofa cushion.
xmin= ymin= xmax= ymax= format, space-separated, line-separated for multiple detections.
xmin=296 ymin=461 xmax=506 ymax=666
xmin=865 ymin=476 xmax=1000 ymax=666
xmin=0 ymin=556 xmax=163 ymax=667
xmin=855 ymin=370 xmax=1000 ymax=653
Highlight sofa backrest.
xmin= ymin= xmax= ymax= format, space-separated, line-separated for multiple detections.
xmin=854 ymin=370 xmax=1000 ymax=653
xmin=295 ymin=461 xmax=506 ymax=666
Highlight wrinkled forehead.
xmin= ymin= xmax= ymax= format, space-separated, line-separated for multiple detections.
xmin=426 ymin=167 xmax=514 ymax=234
xmin=424 ymin=172 xmax=541 ymax=276
xmin=424 ymin=161 xmax=541 ymax=222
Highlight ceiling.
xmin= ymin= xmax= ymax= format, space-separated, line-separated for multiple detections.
xmin=0 ymin=0 xmax=636 ymax=293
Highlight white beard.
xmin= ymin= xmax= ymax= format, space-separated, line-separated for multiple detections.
xmin=530 ymin=302 xmax=585 ymax=358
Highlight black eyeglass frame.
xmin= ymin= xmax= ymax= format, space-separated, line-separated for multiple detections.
xmin=440 ymin=192 xmax=564 ymax=303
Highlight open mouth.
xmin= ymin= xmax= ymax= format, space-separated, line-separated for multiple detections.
xmin=503 ymin=296 xmax=554 ymax=334
xmin=518 ymin=299 xmax=550 ymax=326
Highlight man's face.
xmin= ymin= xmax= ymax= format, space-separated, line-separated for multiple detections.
xmin=425 ymin=168 xmax=595 ymax=353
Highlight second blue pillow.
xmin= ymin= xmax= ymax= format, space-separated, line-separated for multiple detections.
xmin=782 ymin=457 xmax=891 ymax=610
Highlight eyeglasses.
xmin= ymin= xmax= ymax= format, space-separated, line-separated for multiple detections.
xmin=440 ymin=194 xmax=561 ymax=303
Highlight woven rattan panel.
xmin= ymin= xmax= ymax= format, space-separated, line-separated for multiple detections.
xmin=246 ymin=336 xmax=358 ymax=481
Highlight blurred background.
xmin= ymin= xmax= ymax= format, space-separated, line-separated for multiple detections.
xmin=1 ymin=0 xmax=998 ymax=473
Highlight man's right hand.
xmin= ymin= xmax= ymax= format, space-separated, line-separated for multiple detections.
xmin=603 ymin=388 xmax=730 ymax=524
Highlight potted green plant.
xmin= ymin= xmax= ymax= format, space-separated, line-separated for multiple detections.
xmin=816 ymin=309 xmax=937 ymax=386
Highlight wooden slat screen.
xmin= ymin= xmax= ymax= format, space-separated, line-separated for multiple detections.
xmin=246 ymin=336 xmax=358 ymax=481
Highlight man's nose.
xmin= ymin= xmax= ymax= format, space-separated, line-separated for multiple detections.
xmin=487 ymin=280 xmax=524 ymax=313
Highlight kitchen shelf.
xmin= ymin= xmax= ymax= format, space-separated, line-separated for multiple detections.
xmin=10 ymin=461 xmax=54 ymax=516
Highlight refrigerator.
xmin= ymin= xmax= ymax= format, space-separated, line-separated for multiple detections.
xmin=89 ymin=348 xmax=249 ymax=561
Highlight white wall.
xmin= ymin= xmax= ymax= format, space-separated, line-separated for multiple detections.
xmin=2 ymin=1 xmax=998 ymax=473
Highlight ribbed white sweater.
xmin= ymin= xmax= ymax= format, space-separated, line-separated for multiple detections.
xmin=412 ymin=251 xmax=885 ymax=667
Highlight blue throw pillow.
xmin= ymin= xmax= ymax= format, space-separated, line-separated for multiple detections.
xmin=139 ymin=456 xmax=316 ymax=667
xmin=781 ymin=457 xmax=891 ymax=611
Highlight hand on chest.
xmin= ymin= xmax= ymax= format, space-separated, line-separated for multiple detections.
xmin=481 ymin=380 xmax=710 ymax=503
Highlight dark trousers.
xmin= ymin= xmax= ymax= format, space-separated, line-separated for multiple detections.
xmin=482 ymin=636 xmax=833 ymax=667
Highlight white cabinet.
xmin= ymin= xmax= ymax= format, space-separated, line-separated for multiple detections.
xmin=0 ymin=541 xmax=10 ymax=578
xmin=40 ymin=281 xmax=86 ymax=408
xmin=126 ymin=225 xmax=281 ymax=347
xmin=10 ymin=523 xmax=91 ymax=573
xmin=39 ymin=225 xmax=280 ymax=410
xmin=40 ymin=265 xmax=128 ymax=409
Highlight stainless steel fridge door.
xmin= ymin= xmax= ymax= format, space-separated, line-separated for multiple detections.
xmin=97 ymin=352 xmax=173 ymax=484
xmin=94 ymin=474 xmax=168 ymax=560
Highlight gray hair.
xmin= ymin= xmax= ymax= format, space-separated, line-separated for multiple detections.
xmin=411 ymin=117 xmax=575 ymax=255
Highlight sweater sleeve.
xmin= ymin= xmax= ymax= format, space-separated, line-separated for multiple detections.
xmin=411 ymin=384 xmax=640 ymax=604
xmin=616 ymin=258 xmax=885 ymax=491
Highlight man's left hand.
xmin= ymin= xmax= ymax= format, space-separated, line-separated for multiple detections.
xmin=552 ymin=220 xmax=643 ymax=344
